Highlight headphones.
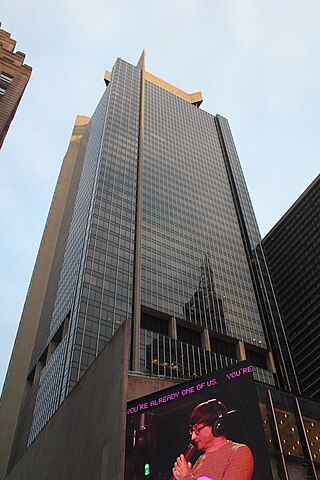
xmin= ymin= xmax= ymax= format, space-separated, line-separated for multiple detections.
xmin=190 ymin=398 xmax=237 ymax=438
xmin=209 ymin=400 xmax=228 ymax=437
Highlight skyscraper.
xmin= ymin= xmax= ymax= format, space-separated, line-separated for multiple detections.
xmin=0 ymin=24 xmax=32 ymax=149
xmin=0 ymin=53 xmax=299 ymax=477
xmin=261 ymin=174 xmax=320 ymax=402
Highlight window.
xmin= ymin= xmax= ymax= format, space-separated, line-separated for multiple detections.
xmin=246 ymin=348 xmax=268 ymax=370
xmin=141 ymin=312 xmax=169 ymax=336
xmin=210 ymin=337 xmax=237 ymax=359
xmin=0 ymin=72 xmax=13 ymax=83
xmin=177 ymin=325 xmax=202 ymax=347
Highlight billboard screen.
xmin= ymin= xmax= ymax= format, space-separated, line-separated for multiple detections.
xmin=125 ymin=361 xmax=271 ymax=480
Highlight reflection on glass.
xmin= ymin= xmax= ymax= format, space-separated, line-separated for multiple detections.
xmin=275 ymin=408 xmax=304 ymax=458
xmin=259 ymin=402 xmax=276 ymax=451
xmin=269 ymin=453 xmax=286 ymax=480
xmin=302 ymin=416 xmax=320 ymax=463
xmin=285 ymin=456 xmax=314 ymax=480
xmin=144 ymin=335 xmax=201 ymax=379
xmin=184 ymin=254 xmax=226 ymax=333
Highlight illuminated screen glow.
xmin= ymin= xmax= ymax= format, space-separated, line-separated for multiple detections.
xmin=125 ymin=361 xmax=271 ymax=479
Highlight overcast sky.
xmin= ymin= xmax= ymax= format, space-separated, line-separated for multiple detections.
xmin=0 ymin=0 xmax=319 ymax=392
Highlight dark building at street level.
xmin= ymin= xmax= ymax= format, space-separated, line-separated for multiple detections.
xmin=261 ymin=174 xmax=320 ymax=402
xmin=2 ymin=53 xmax=318 ymax=480
xmin=0 ymin=24 xmax=32 ymax=149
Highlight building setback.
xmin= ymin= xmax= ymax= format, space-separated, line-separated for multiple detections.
xmin=261 ymin=174 xmax=320 ymax=402
xmin=0 ymin=53 xmax=306 ymax=479
xmin=0 ymin=24 xmax=31 ymax=149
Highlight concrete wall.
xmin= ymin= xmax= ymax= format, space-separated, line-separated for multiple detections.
xmin=128 ymin=374 xmax=179 ymax=402
xmin=5 ymin=317 xmax=183 ymax=480
xmin=6 ymin=320 xmax=129 ymax=480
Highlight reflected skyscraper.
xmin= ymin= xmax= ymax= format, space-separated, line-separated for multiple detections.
xmin=184 ymin=254 xmax=227 ymax=334
xmin=0 ymin=53 xmax=299 ymax=477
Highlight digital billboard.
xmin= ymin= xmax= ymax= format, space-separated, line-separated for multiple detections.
xmin=125 ymin=361 xmax=271 ymax=480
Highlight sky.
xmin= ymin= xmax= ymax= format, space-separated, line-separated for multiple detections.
xmin=0 ymin=0 xmax=319 ymax=392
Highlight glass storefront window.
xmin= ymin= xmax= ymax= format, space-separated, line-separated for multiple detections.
xmin=285 ymin=456 xmax=315 ymax=479
xmin=257 ymin=384 xmax=280 ymax=455
xmin=298 ymin=396 xmax=320 ymax=471
xmin=256 ymin=387 xmax=320 ymax=479
xmin=275 ymin=407 xmax=304 ymax=457
xmin=302 ymin=416 xmax=320 ymax=463
xmin=271 ymin=390 xmax=311 ymax=460
xmin=269 ymin=453 xmax=287 ymax=480
xmin=260 ymin=401 xmax=277 ymax=451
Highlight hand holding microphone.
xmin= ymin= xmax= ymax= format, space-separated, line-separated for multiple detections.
xmin=171 ymin=444 xmax=196 ymax=480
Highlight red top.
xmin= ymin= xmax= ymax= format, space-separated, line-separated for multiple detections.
xmin=191 ymin=440 xmax=254 ymax=480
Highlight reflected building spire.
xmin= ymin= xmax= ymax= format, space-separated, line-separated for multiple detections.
xmin=184 ymin=254 xmax=227 ymax=334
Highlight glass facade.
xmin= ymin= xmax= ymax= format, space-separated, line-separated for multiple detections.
xmin=8 ymin=55 xmax=300 ymax=465
xmin=139 ymin=77 xmax=276 ymax=385
xmin=27 ymin=59 xmax=140 ymax=443
xmin=141 ymin=81 xmax=265 ymax=342
xmin=261 ymin=175 xmax=320 ymax=401
xmin=257 ymin=384 xmax=320 ymax=479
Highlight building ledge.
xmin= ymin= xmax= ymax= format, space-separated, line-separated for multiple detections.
xmin=104 ymin=65 xmax=203 ymax=107
xmin=145 ymin=71 xmax=203 ymax=107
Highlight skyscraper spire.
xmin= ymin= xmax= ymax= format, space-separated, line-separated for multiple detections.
xmin=136 ymin=49 xmax=146 ymax=70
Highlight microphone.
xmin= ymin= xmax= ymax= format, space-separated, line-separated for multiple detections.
xmin=170 ymin=444 xmax=196 ymax=480
xmin=183 ymin=444 xmax=197 ymax=462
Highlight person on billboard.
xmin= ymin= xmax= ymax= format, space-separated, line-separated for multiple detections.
xmin=172 ymin=399 xmax=254 ymax=480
